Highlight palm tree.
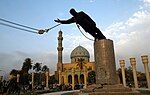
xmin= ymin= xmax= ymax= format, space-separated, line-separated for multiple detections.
xmin=10 ymin=69 xmax=19 ymax=76
xmin=118 ymin=66 xmax=134 ymax=85
xmin=42 ymin=65 xmax=49 ymax=73
xmin=33 ymin=63 xmax=42 ymax=73
xmin=76 ymin=58 xmax=86 ymax=84
xmin=41 ymin=65 xmax=49 ymax=86
xmin=125 ymin=66 xmax=133 ymax=83
xmin=21 ymin=58 xmax=33 ymax=73
xmin=33 ymin=62 xmax=42 ymax=85
xmin=76 ymin=58 xmax=86 ymax=70
xmin=21 ymin=58 xmax=33 ymax=85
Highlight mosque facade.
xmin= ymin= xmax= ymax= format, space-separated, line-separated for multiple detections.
xmin=55 ymin=30 xmax=95 ymax=86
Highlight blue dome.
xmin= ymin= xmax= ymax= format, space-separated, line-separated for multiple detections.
xmin=70 ymin=45 xmax=90 ymax=59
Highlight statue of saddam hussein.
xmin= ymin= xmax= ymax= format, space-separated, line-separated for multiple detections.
xmin=54 ymin=8 xmax=106 ymax=41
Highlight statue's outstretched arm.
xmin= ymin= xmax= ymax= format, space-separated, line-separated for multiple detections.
xmin=54 ymin=17 xmax=75 ymax=24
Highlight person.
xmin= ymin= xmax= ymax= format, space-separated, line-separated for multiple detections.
xmin=54 ymin=8 xmax=106 ymax=40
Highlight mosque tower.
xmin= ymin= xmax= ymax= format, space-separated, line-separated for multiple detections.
xmin=57 ymin=30 xmax=63 ymax=72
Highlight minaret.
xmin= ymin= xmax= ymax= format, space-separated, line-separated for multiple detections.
xmin=57 ymin=30 xmax=63 ymax=72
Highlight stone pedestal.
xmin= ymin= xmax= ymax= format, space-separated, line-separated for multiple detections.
xmin=77 ymin=39 xmax=146 ymax=95
xmin=80 ymin=84 xmax=141 ymax=95
xmin=94 ymin=39 xmax=116 ymax=85
xmin=78 ymin=39 xmax=146 ymax=95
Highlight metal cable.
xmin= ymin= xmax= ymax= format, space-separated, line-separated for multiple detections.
xmin=76 ymin=24 xmax=94 ymax=41
xmin=47 ymin=23 xmax=61 ymax=31
xmin=0 ymin=18 xmax=38 ymax=31
xmin=0 ymin=22 xmax=38 ymax=34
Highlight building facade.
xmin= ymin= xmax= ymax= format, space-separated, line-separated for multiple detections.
xmin=55 ymin=30 xmax=95 ymax=86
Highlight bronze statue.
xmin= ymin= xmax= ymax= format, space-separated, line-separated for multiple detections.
xmin=54 ymin=8 xmax=106 ymax=40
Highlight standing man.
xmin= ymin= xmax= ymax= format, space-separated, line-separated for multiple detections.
xmin=54 ymin=8 xmax=106 ymax=40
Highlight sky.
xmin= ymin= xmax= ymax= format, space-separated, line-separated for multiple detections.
xmin=0 ymin=0 xmax=150 ymax=76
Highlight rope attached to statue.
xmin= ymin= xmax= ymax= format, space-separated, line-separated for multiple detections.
xmin=38 ymin=24 xmax=61 ymax=34
xmin=0 ymin=18 xmax=94 ymax=41
xmin=0 ymin=18 xmax=61 ymax=34
xmin=76 ymin=24 xmax=94 ymax=41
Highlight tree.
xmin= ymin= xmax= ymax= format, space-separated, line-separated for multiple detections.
xmin=117 ymin=66 xmax=134 ymax=85
xmin=49 ymin=75 xmax=57 ymax=84
xmin=138 ymin=73 xmax=146 ymax=81
xmin=33 ymin=62 xmax=42 ymax=85
xmin=125 ymin=66 xmax=133 ymax=83
xmin=42 ymin=65 xmax=49 ymax=73
xmin=76 ymin=58 xmax=86 ymax=84
xmin=76 ymin=58 xmax=86 ymax=70
xmin=33 ymin=63 xmax=42 ymax=73
xmin=117 ymin=68 xmax=123 ymax=84
xmin=21 ymin=58 xmax=33 ymax=85
xmin=21 ymin=58 xmax=33 ymax=73
xmin=10 ymin=69 xmax=19 ymax=76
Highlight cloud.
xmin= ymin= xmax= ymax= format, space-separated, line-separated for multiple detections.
xmin=0 ymin=52 xmax=23 ymax=74
xmin=62 ymin=8 xmax=150 ymax=72
xmin=63 ymin=32 xmax=94 ymax=62
xmin=90 ymin=0 xmax=95 ymax=3
xmin=56 ymin=1 xmax=150 ymax=72
xmin=1 ymin=0 xmax=150 ymax=75
xmin=0 ymin=51 xmax=58 ymax=74
xmin=31 ymin=52 xmax=58 ymax=73
xmin=143 ymin=0 xmax=150 ymax=2
xmin=104 ymin=7 xmax=150 ymax=71
xmin=143 ymin=0 xmax=150 ymax=6
xmin=126 ymin=10 xmax=149 ymax=26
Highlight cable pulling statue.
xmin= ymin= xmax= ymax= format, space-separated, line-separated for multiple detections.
xmin=54 ymin=8 xmax=106 ymax=40
xmin=0 ymin=8 xmax=106 ymax=40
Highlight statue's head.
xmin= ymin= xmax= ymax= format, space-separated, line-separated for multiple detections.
xmin=70 ymin=8 xmax=77 ymax=16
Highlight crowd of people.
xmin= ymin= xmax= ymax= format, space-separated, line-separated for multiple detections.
xmin=0 ymin=79 xmax=85 ymax=95
xmin=51 ymin=83 xmax=84 ymax=92
xmin=0 ymin=79 xmax=20 ymax=95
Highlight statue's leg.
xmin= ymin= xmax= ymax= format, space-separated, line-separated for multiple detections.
xmin=95 ymin=28 xmax=106 ymax=39
xmin=88 ymin=31 xmax=97 ymax=39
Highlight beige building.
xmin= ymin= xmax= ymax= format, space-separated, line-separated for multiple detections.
xmin=55 ymin=31 xmax=95 ymax=86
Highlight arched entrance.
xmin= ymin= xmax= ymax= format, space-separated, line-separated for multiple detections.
xmin=74 ymin=74 xmax=78 ymax=84
xmin=80 ymin=74 xmax=84 ymax=84
xmin=68 ymin=75 xmax=72 ymax=84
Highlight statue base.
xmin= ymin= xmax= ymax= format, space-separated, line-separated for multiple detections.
xmin=78 ymin=84 xmax=142 ymax=95
xmin=94 ymin=39 xmax=116 ymax=85
xmin=73 ymin=39 xmax=149 ymax=95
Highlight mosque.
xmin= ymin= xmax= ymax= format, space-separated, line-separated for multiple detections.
xmin=55 ymin=30 xmax=95 ymax=86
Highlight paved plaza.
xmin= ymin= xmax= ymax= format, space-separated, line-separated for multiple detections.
xmin=40 ymin=90 xmax=80 ymax=95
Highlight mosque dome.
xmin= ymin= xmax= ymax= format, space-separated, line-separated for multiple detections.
xmin=70 ymin=45 xmax=90 ymax=63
